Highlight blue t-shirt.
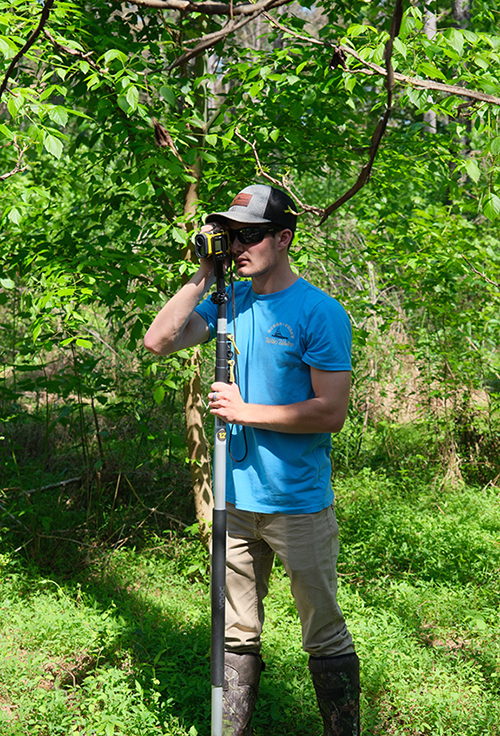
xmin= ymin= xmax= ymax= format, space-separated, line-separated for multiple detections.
xmin=194 ymin=277 xmax=352 ymax=514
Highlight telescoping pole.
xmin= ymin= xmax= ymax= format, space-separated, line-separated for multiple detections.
xmin=211 ymin=258 xmax=229 ymax=736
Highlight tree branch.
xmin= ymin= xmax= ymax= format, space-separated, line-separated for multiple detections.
xmin=319 ymin=0 xmax=403 ymax=224
xmin=0 ymin=0 xmax=56 ymax=101
xmin=43 ymin=29 xmax=98 ymax=68
xmin=263 ymin=14 xmax=500 ymax=107
xmin=235 ymin=0 xmax=404 ymax=225
xmin=339 ymin=44 xmax=500 ymax=107
xmin=241 ymin=1 xmax=403 ymax=224
xmin=153 ymin=117 xmax=192 ymax=172
xmin=125 ymin=0 xmax=292 ymax=16
xmin=0 ymin=139 xmax=29 ymax=181
xmin=265 ymin=2 xmax=500 ymax=221
xmin=235 ymin=129 xmax=324 ymax=217
xmin=462 ymin=255 xmax=500 ymax=289
xmin=167 ymin=0 xmax=291 ymax=68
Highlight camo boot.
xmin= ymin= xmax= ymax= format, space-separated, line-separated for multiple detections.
xmin=222 ymin=652 xmax=264 ymax=736
xmin=308 ymin=653 xmax=360 ymax=736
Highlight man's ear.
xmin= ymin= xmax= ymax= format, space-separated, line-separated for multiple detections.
xmin=277 ymin=229 xmax=293 ymax=251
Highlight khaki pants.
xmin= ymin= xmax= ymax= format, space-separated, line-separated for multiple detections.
xmin=225 ymin=503 xmax=355 ymax=657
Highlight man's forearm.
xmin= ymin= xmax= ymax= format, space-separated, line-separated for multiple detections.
xmin=209 ymin=376 xmax=351 ymax=434
xmin=144 ymin=265 xmax=214 ymax=355
xmin=237 ymin=398 xmax=347 ymax=434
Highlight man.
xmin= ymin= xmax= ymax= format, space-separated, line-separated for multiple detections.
xmin=144 ymin=184 xmax=360 ymax=736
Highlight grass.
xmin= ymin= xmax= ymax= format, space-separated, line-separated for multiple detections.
xmin=1 ymin=460 xmax=500 ymax=736
xmin=1 ymin=393 xmax=500 ymax=735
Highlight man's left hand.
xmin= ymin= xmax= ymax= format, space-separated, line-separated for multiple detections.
xmin=209 ymin=382 xmax=247 ymax=424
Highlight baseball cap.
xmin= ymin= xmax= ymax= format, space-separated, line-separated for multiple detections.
xmin=206 ymin=184 xmax=297 ymax=232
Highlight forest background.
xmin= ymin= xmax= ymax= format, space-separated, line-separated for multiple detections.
xmin=1 ymin=0 xmax=500 ymax=734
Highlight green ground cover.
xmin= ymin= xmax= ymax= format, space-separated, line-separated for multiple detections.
xmin=1 ymin=464 xmax=499 ymax=736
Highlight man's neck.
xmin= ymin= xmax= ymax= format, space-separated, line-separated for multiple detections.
xmin=251 ymin=265 xmax=299 ymax=295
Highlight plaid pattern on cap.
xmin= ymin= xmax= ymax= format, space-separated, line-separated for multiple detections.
xmin=206 ymin=184 xmax=297 ymax=231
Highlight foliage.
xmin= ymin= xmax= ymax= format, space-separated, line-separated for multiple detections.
xmin=1 ymin=0 xmax=500 ymax=447
xmin=1 ymin=4 xmax=500 ymax=734
xmin=1 ymin=454 xmax=499 ymax=735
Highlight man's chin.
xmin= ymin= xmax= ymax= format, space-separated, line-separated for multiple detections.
xmin=235 ymin=263 xmax=250 ymax=275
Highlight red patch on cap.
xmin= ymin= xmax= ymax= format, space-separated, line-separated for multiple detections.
xmin=231 ymin=193 xmax=252 ymax=208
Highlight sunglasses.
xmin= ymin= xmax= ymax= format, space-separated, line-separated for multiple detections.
xmin=228 ymin=226 xmax=279 ymax=246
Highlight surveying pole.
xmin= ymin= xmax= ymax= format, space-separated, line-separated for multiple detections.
xmin=210 ymin=256 xmax=229 ymax=736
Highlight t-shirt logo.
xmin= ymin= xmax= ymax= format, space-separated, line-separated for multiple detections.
xmin=267 ymin=322 xmax=295 ymax=347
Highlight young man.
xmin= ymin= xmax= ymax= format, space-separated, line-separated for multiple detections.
xmin=144 ymin=184 xmax=360 ymax=736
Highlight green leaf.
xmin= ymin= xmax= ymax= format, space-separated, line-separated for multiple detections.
xmin=393 ymin=37 xmax=407 ymax=59
xmin=75 ymin=338 xmax=92 ymax=348
xmin=171 ymin=227 xmax=187 ymax=244
xmin=462 ymin=30 xmax=478 ymax=44
xmin=474 ymin=54 xmax=490 ymax=71
xmin=445 ymin=28 xmax=464 ymax=57
xmin=32 ymin=323 xmax=42 ymax=342
xmin=43 ymin=132 xmax=63 ymax=159
xmin=117 ymin=95 xmax=129 ymax=113
xmin=103 ymin=49 xmax=128 ymax=66
xmin=475 ymin=617 xmax=487 ymax=630
xmin=480 ymin=75 xmax=500 ymax=95
xmin=8 ymin=207 xmax=21 ymax=224
xmin=153 ymin=385 xmax=165 ymax=404
xmin=47 ymin=106 xmax=69 ymax=127
xmin=221 ymin=128 xmax=235 ymax=148
xmin=483 ymin=192 xmax=500 ymax=221
xmin=160 ymin=86 xmax=176 ymax=105
xmin=0 ymin=123 xmax=14 ymax=140
xmin=418 ymin=62 xmax=446 ymax=81
xmin=125 ymin=85 xmax=139 ymax=111
xmin=127 ymin=263 xmax=143 ymax=275
xmin=249 ymin=80 xmax=264 ymax=97
xmin=205 ymin=134 xmax=217 ymax=146
xmin=0 ymin=277 xmax=15 ymax=289
xmin=490 ymin=137 xmax=500 ymax=156
xmin=347 ymin=23 xmax=375 ymax=38
xmin=464 ymin=159 xmax=480 ymax=183
xmin=344 ymin=75 xmax=356 ymax=93
xmin=0 ymin=35 xmax=17 ymax=59
xmin=7 ymin=93 xmax=23 ymax=117
xmin=201 ymin=151 xmax=217 ymax=163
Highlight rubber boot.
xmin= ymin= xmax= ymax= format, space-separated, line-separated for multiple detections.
xmin=222 ymin=651 xmax=264 ymax=736
xmin=308 ymin=653 xmax=360 ymax=736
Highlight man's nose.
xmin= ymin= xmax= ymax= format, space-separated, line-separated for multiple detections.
xmin=231 ymin=236 xmax=244 ymax=253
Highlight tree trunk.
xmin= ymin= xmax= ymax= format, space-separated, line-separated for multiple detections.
xmin=183 ymin=347 xmax=214 ymax=539
xmin=452 ymin=0 xmax=470 ymax=28
xmin=182 ymin=157 xmax=214 ymax=542
xmin=423 ymin=2 xmax=437 ymax=134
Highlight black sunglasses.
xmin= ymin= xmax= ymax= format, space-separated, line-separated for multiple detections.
xmin=228 ymin=226 xmax=279 ymax=246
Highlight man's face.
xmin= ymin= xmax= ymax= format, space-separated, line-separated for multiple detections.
xmin=227 ymin=220 xmax=282 ymax=279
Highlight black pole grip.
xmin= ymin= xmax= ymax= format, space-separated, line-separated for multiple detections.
xmin=211 ymin=507 xmax=227 ymax=688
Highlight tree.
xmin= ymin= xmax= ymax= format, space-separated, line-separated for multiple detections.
xmin=1 ymin=0 xmax=500 ymax=521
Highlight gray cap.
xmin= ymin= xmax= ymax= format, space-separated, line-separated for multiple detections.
xmin=206 ymin=184 xmax=297 ymax=231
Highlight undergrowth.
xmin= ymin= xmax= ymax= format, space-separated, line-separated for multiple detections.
xmin=1 ymin=390 xmax=500 ymax=734
xmin=1 ymin=457 xmax=499 ymax=735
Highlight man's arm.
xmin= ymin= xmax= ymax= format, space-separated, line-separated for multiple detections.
xmin=144 ymin=261 xmax=213 ymax=356
xmin=209 ymin=368 xmax=351 ymax=434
